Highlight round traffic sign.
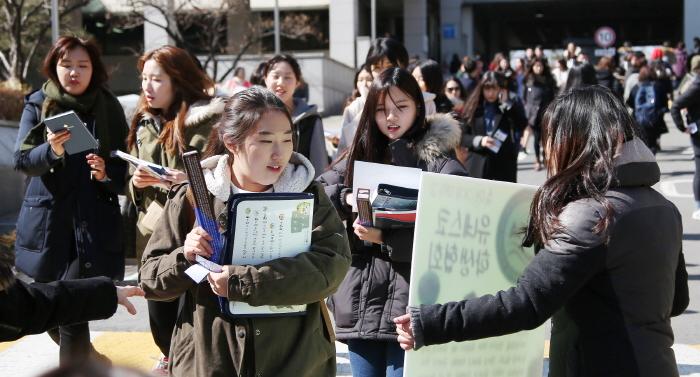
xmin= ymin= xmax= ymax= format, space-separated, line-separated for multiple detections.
xmin=594 ymin=27 xmax=616 ymax=48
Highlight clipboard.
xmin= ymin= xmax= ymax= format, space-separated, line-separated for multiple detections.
xmin=44 ymin=111 xmax=98 ymax=155
xmin=220 ymin=192 xmax=314 ymax=319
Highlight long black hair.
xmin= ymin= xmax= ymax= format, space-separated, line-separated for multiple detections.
xmin=525 ymin=86 xmax=637 ymax=247
xmin=564 ymin=62 xmax=597 ymax=91
xmin=343 ymin=67 xmax=426 ymax=187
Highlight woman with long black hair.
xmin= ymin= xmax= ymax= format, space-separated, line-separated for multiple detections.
xmin=395 ymin=86 xmax=689 ymax=377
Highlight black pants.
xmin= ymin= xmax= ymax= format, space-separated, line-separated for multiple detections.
xmin=148 ymin=299 xmax=180 ymax=356
xmin=692 ymin=135 xmax=700 ymax=202
xmin=533 ymin=126 xmax=543 ymax=162
xmin=44 ymin=258 xmax=92 ymax=366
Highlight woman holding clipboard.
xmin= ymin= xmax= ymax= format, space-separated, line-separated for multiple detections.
xmin=316 ymin=67 xmax=466 ymax=377
xmin=126 ymin=45 xmax=224 ymax=373
xmin=13 ymin=36 xmax=128 ymax=365
xmin=139 ymin=87 xmax=351 ymax=377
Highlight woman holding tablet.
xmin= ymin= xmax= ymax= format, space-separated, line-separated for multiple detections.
xmin=13 ymin=36 xmax=128 ymax=365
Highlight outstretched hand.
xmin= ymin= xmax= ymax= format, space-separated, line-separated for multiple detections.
xmin=116 ymin=285 xmax=145 ymax=315
xmin=394 ymin=313 xmax=415 ymax=351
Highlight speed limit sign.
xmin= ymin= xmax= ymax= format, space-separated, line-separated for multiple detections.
xmin=594 ymin=27 xmax=616 ymax=48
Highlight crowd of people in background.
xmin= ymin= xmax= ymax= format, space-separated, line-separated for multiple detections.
xmin=2 ymin=31 xmax=698 ymax=377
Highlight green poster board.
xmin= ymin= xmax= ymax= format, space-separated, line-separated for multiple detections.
xmin=405 ymin=173 xmax=545 ymax=377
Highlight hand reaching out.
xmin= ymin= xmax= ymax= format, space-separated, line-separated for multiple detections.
xmin=116 ymin=285 xmax=145 ymax=315
xmin=394 ymin=313 xmax=415 ymax=351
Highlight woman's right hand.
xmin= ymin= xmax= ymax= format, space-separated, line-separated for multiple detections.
xmin=183 ymin=226 xmax=213 ymax=262
xmin=46 ymin=129 xmax=71 ymax=157
xmin=132 ymin=166 xmax=165 ymax=189
xmin=480 ymin=136 xmax=497 ymax=148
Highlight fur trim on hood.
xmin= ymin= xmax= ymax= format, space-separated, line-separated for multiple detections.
xmin=415 ymin=113 xmax=462 ymax=163
xmin=199 ymin=152 xmax=315 ymax=202
xmin=141 ymin=97 xmax=225 ymax=128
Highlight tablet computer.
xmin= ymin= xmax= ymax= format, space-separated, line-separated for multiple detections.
xmin=44 ymin=111 xmax=98 ymax=155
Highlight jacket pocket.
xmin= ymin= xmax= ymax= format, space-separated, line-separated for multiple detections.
xmin=329 ymin=255 xmax=367 ymax=328
xmin=15 ymin=196 xmax=52 ymax=252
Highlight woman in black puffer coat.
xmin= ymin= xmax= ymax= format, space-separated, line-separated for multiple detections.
xmin=522 ymin=58 xmax=556 ymax=171
xmin=317 ymin=68 xmax=466 ymax=377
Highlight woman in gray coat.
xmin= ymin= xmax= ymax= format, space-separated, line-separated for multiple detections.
xmin=395 ymin=86 xmax=689 ymax=377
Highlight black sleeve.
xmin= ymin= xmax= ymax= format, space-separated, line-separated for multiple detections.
xmin=416 ymin=209 xmax=607 ymax=346
xmin=315 ymin=162 xmax=352 ymax=221
xmin=13 ymin=100 xmax=64 ymax=176
xmin=671 ymin=80 xmax=700 ymax=132
xmin=0 ymin=277 xmax=118 ymax=342
xmin=671 ymin=250 xmax=689 ymax=317
xmin=508 ymin=99 xmax=528 ymax=133
xmin=626 ymin=86 xmax=638 ymax=110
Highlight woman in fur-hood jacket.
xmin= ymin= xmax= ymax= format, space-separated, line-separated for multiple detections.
xmin=317 ymin=68 xmax=466 ymax=376
xmin=139 ymin=87 xmax=351 ymax=377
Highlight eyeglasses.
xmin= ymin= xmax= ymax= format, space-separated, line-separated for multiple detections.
xmin=446 ymin=87 xmax=460 ymax=92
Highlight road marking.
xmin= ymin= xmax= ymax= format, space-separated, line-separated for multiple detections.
xmin=92 ymin=332 xmax=160 ymax=371
xmin=660 ymin=179 xmax=694 ymax=198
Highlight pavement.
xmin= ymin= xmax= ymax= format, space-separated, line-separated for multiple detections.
xmin=2 ymin=115 xmax=700 ymax=376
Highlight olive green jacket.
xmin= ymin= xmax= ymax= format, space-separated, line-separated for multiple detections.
xmin=139 ymin=153 xmax=351 ymax=377
xmin=128 ymin=98 xmax=224 ymax=260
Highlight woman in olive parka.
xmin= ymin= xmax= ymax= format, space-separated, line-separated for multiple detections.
xmin=139 ymin=87 xmax=351 ymax=377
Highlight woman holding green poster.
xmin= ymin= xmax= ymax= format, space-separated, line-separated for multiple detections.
xmin=395 ymin=86 xmax=689 ymax=377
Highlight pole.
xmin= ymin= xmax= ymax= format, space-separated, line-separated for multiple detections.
xmin=370 ymin=0 xmax=376 ymax=41
xmin=274 ymin=0 xmax=281 ymax=54
xmin=51 ymin=0 xmax=59 ymax=43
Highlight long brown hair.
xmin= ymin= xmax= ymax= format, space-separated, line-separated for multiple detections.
xmin=524 ymin=86 xmax=637 ymax=248
xmin=127 ymin=46 xmax=214 ymax=154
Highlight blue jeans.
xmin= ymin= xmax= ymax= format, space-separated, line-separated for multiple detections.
xmin=347 ymin=339 xmax=405 ymax=377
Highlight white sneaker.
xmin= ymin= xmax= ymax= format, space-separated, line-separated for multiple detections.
xmin=517 ymin=151 xmax=528 ymax=161
xmin=692 ymin=209 xmax=700 ymax=220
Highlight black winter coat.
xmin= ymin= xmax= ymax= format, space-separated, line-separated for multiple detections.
xmin=317 ymin=113 xmax=467 ymax=342
xmin=523 ymin=76 xmax=556 ymax=128
xmin=671 ymin=74 xmax=700 ymax=134
xmin=461 ymin=96 xmax=527 ymax=182
xmin=412 ymin=138 xmax=689 ymax=377
xmin=13 ymin=90 xmax=128 ymax=281
xmin=0 ymin=276 xmax=118 ymax=341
